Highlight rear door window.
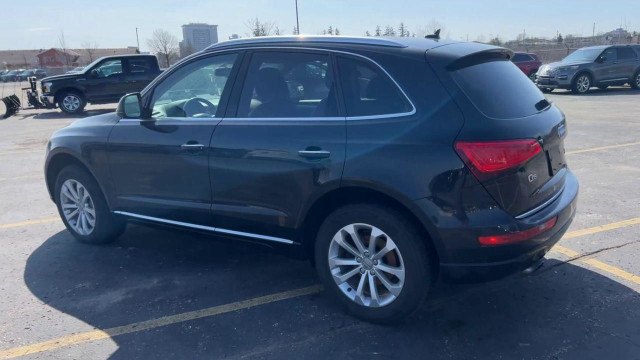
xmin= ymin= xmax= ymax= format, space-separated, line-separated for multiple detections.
xmin=236 ymin=51 xmax=338 ymax=118
xmin=336 ymin=56 xmax=412 ymax=117
xmin=617 ymin=47 xmax=637 ymax=60
xmin=452 ymin=60 xmax=547 ymax=119
xmin=127 ymin=58 xmax=154 ymax=73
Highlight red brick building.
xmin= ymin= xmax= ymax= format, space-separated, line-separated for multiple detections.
xmin=36 ymin=48 xmax=81 ymax=67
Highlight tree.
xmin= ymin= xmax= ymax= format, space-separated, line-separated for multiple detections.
xmin=146 ymin=29 xmax=179 ymax=67
xmin=384 ymin=25 xmax=396 ymax=37
xmin=557 ymin=33 xmax=564 ymax=43
xmin=246 ymin=18 xmax=274 ymax=37
xmin=81 ymin=41 xmax=99 ymax=64
xmin=179 ymin=41 xmax=196 ymax=58
xmin=488 ymin=36 xmax=502 ymax=46
xmin=327 ymin=26 xmax=333 ymax=35
xmin=375 ymin=25 xmax=382 ymax=37
xmin=398 ymin=22 xmax=408 ymax=37
xmin=274 ymin=26 xmax=281 ymax=35
xmin=365 ymin=30 xmax=371 ymax=37
xmin=58 ymin=30 xmax=70 ymax=66
xmin=335 ymin=28 xmax=340 ymax=35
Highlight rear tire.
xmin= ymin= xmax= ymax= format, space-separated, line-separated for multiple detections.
xmin=57 ymin=91 xmax=86 ymax=114
xmin=571 ymin=73 xmax=591 ymax=94
xmin=541 ymin=88 xmax=553 ymax=93
xmin=55 ymin=165 xmax=125 ymax=244
xmin=314 ymin=204 xmax=432 ymax=324
xmin=631 ymin=70 xmax=640 ymax=90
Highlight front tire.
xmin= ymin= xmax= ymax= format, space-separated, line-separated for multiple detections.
xmin=55 ymin=165 xmax=125 ymax=244
xmin=631 ymin=70 xmax=640 ymax=90
xmin=57 ymin=91 xmax=86 ymax=114
xmin=528 ymin=70 xmax=538 ymax=82
xmin=314 ymin=204 xmax=432 ymax=324
xmin=572 ymin=73 xmax=591 ymax=94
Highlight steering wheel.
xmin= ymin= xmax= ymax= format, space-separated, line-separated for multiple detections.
xmin=183 ymin=97 xmax=216 ymax=117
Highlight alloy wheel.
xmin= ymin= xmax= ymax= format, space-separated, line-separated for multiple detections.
xmin=328 ymin=223 xmax=405 ymax=308
xmin=576 ymin=75 xmax=590 ymax=93
xmin=62 ymin=95 xmax=81 ymax=111
xmin=60 ymin=179 xmax=96 ymax=235
xmin=636 ymin=73 xmax=640 ymax=88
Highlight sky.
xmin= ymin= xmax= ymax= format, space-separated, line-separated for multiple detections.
xmin=1 ymin=0 xmax=638 ymax=51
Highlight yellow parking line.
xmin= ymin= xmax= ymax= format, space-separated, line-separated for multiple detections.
xmin=553 ymin=245 xmax=640 ymax=286
xmin=562 ymin=217 xmax=640 ymax=239
xmin=0 ymin=285 xmax=322 ymax=359
xmin=566 ymin=141 xmax=640 ymax=155
xmin=0 ymin=217 xmax=59 ymax=229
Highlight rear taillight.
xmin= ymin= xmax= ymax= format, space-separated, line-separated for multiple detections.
xmin=478 ymin=217 xmax=557 ymax=246
xmin=454 ymin=140 xmax=541 ymax=178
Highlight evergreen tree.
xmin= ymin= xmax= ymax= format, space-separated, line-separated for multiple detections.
xmin=335 ymin=28 xmax=340 ymax=35
xmin=384 ymin=25 xmax=396 ymax=36
xmin=365 ymin=30 xmax=371 ymax=37
xmin=375 ymin=25 xmax=382 ymax=36
xmin=327 ymin=26 xmax=333 ymax=35
xmin=398 ymin=22 xmax=407 ymax=37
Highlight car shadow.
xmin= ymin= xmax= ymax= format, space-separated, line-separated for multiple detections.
xmin=23 ymin=225 xmax=640 ymax=359
xmin=551 ymin=86 xmax=640 ymax=96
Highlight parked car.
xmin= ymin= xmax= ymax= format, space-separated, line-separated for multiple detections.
xmin=1 ymin=69 xmax=23 ymax=82
xmin=45 ymin=36 xmax=578 ymax=323
xmin=39 ymin=55 xmax=161 ymax=113
xmin=66 ymin=67 xmax=84 ymax=74
xmin=536 ymin=44 xmax=640 ymax=94
xmin=511 ymin=52 xmax=542 ymax=80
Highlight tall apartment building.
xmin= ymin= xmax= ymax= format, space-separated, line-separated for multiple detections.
xmin=180 ymin=23 xmax=219 ymax=57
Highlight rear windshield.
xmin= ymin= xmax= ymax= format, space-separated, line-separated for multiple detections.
xmin=452 ymin=60 xmax=547 ymax=119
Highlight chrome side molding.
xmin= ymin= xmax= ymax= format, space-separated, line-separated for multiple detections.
xmin=113 ymin=211 xmax=294 ymax=244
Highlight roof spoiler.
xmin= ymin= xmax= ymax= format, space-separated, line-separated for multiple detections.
xmin=445 ymin=48 xmax=514 ymax=71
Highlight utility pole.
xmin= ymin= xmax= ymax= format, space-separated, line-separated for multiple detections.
xmin=592 ymin=22 xmax=595 ymax=39
xmin=295 ymin=0 xmax=300 ymax=35
xmin=135 ymin=27 xmax=140 ymax=52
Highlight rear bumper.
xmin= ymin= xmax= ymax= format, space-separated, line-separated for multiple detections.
xmin=417 ymin=169 xmax=579 ymax=283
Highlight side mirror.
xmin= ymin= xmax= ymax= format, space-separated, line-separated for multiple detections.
xmin=597 ymin=56 xmax=606 ymax=63
xmin=116 ymin=93 xmax=141 ymax=118
xmin=90 ymin=69 xmax=99 ymax=78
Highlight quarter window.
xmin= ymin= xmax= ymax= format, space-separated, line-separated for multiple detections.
xmin=236 ymin=52 xmax=338 ymax=118
xmin=336 ymin=56 xmax=412 ymax=117
xmin=150 ymin=53 xmax=237 ymax=119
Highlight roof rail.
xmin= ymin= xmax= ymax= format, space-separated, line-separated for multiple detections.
xmin=205 ymin=35 xmax=407 ymax=51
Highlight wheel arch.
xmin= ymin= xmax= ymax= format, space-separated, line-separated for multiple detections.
xmin=54 ymin=87 xmax=86 ymax=103
xmin=45 ymin=150 xmax=105 ymax=205
xmin=299 ymin=184 xmax=442 ymax=275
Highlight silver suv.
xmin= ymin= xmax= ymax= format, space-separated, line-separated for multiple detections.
xmin=536 ymin=45 xmax=640 ymax=94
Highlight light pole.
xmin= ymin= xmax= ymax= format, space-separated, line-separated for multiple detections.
xmin=295 ymin=0 xmax=300 ymax=35
xmin=135 ymin=27 xmax=140 ymax=52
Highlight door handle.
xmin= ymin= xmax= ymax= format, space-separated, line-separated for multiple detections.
xmin=181 ymin=143 xmax=205 ymax=151
xmin=298 ymin=149 xmax=330 ymax=159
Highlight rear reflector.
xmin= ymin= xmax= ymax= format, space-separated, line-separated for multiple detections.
xmin=478 ymin=217 xmax=557 ymax=246
xmin=454 ymin=140 xmax=542 ymax=177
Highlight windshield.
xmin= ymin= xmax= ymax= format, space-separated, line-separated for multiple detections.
xmin=562 ymin=48 xmax=604 ymax=63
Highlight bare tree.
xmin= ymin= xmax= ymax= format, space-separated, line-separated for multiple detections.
xmin=274 ymin=26 xmax=281 ymax=35
xmin=398 ymin=22 xmax=408 ymax=37
xmin=58 ymin=30 xmax=70 ymax=66
xmin=374 ymin=25 xmax=382 ymax=37
xmin=335 ymin=28 xmax=340 ymax=35
xmin=365 ymin=30 xmax=371 ymax=37
xmin=246 ymin=18 xmax=274 ymax=37
xmin=179 ymin=41 xmax=196 ymax=58
xmin=384 ymin=25 xmax=396 ymax=36
xmin=146 ymin=29 xmax=179 ymax=67
xmin=81 ymin=41 xmax=99 ymax=64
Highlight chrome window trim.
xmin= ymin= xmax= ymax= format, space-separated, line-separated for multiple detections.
xmin=113 ymin=211 xmax=294 ymax=244
xmin=514 ymin=184 xmax=565 ymax=220
xmin=205 ymin=36 xmax=407 ymax=51
xmin=118 ymin=118 xmax=221 ymax=124
xmin=213 ymin=46 xmax=416 ymax=121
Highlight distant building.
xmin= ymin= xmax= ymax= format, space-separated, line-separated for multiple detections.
xmin=0 ymin=47 xmax=139 ymax=72
xmin=229 ymin=34 xmax=240 ymax=40
xmin=180 ymin=23 xmax=219 ymax=57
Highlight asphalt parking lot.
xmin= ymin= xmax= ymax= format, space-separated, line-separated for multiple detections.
xmin=1 ymin=84 xmax=639 ymax=359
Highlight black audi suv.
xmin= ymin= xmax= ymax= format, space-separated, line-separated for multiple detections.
xmin=45 ymin=36 xmax=578 ymax=323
